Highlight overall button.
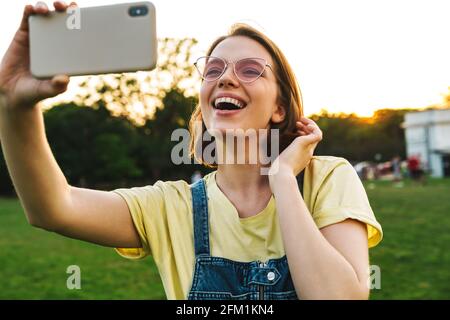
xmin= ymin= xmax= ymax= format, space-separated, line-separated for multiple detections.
xmin=267 ymin=271 xmax=276 ymax=281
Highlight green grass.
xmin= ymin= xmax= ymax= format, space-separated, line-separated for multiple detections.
xmin=0 ymin=178 xmax=449 ymax=299
xmin=0 ymin=198 xmax=165 ymax=299
xmin=365 ymin=178 xmax=450 ymax=299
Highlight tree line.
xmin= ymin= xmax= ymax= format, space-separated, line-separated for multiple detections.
xmin=0 ymin=37 xmax=448 ymax=195
xmin=0 ymin=97 xmax=416 ymax=195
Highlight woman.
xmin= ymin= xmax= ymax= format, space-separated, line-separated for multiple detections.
xmin=0 ymin=2 xmax=382 ymax=300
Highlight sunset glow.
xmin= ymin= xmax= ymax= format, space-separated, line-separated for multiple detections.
xmin=1 ymin=0 xmax=449 ymax=117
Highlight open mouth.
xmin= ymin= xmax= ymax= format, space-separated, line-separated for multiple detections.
xmin=213 ymin=97 xmax=247 ymax=110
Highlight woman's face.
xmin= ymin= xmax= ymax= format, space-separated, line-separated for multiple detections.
xmin=200 ymin=36 xmax=285 ymax=135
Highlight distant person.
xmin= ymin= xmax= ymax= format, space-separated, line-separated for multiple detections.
xmin=366 ymin=165 xmax=376 ymax=181
xmin=400 ymin=160 xmax=408 ymax=178
xmin=0 ymin=2 xmax=382 ymax=300
xmin=391 ymin=155 xmax=403 ymax=187
xmin=407 ymin=154 xmax=425 ymax=185
xmin=392 ymin=156 xmax=402 ymax=181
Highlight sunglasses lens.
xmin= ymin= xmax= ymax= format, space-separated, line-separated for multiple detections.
xmin=195 ymin=57 xmax=267 ymax=82
xmin=196 ymin=57 xmax=225 ymax=81
xmin=235 ymin=59 xmax=265 ymax=82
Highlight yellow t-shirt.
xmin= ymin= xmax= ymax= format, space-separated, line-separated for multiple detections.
xmin=113 ymin=156 xmax=383 ymax=300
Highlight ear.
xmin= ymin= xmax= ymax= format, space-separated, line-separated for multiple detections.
xmin=271 ymin=104 xmax=286 ymax=123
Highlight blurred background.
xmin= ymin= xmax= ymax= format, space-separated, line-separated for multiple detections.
xmin=0 ymin=0 xmax=449 ymax=299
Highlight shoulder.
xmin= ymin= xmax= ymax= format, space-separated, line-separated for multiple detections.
xmin=202 ymin=171 xmax=216 ymax=187
xmin=309 ymin=155 xmax=352 ymax=168
xmin=306 ymin=156 xmax=355 ymax=185
xmin=154 ymin=179 xmax=191 ymax=194
xmin=113 ymin=178 xmax=192 ymax=207
xmin=304 ymin=155 xmax=363 ymax=209
xmin=306 ymin=156 xmax=383 ymax=248
xmin=114 ymin=172 xmax=219 ymax=204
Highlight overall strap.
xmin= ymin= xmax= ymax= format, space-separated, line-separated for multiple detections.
xmin=190 ymin=179 xmax=210 ymax=257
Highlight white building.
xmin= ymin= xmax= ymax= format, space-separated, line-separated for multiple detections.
xmin=403 ymin=109 xmax=450 ymax=178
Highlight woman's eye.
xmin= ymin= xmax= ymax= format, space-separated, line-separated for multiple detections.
xmin=205 ymin=68 xmax=222 ymax=76
xmin=242 ymin=68 xmax=260 ymax=75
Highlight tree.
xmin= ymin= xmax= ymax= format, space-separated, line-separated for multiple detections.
xmin=74 ymin=38 xmax=199 ymax=126
xmin=135 ymin=88 xmax=201 ymax=182
xmin=44 ymin=102 xmax=143 ymax=188
xmin=312 ymin=109 xmax=411 ymax=163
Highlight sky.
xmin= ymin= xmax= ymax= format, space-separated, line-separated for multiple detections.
xmin=1 ymin=0 xmax=449 ymax=116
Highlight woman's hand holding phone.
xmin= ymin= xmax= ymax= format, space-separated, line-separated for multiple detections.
xmin=0 ymin=1 xmax=75 ymax=110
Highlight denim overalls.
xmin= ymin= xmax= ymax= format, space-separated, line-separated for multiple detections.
xmin=187 ymin=173 xmax=304 ymax=300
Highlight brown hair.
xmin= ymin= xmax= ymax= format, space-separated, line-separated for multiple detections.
xmin=189 ymin=23 xmax=304 ymax=166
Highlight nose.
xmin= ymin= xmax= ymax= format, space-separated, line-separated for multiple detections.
xmin=218 ymin=64 xmax=239 ymax=88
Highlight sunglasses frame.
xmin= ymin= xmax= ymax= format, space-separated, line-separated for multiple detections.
xmin=194 ymin=56 xmax=273 ymax=83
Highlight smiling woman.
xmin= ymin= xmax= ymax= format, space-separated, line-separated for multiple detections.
xmin=0 ymin=2 xmax=382 ymax=300
xmin=114 ymin=24 xmax=383 ymax=300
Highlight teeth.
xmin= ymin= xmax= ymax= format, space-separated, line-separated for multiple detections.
xmin=214 ymin=97 xmax=245 ymax=109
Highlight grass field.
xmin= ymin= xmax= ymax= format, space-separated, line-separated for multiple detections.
xmin=365 ymin=178 xmax=450 ymax=299
xmin=0 ymin=178 xmax=449 ymax=299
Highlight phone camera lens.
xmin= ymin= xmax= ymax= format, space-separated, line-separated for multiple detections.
xmin=129 ymin=6 xmax=148 ymax=17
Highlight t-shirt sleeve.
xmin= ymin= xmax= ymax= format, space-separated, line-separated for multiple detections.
xmin=312 ymin=160 xmax=383 ymax=248
xmin=112 ymin=182 xmax=167 ymax=260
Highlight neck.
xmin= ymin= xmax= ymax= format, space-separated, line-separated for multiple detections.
xmin=215 ymin=164 xmax=273 ymax=218
xmin=216 ymin=164 xmax=269 ymax=195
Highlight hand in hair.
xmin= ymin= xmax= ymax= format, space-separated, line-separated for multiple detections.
xmin=268 ymin=117 xmax=322 ymax=186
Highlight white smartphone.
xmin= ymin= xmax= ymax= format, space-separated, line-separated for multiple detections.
xmin=28 ymin=2 xmax=157 ymax=79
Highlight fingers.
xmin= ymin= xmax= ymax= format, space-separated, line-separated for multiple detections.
xmin=53 ymin=1 xmax=68 ymax=11
xmin=52 ymin=74 xmax=70 ymax=86
xmin=296 ymin=121 xmax=310 ymax=132
xmin=20 ymin=2 xmax=75 ymax=32
xmin=19 ymin=2 xmax=53 ymax=33
xmin=296 ymin=123 xmax=308 ymax=136
xmin=18 ymin=5 xmax=35 ymax=32
xmin=296 ymin=119 xmax=314 ymax=135
xmin=54 ymin=1 xmax=77 ymax=10
xmin=296 ymin=117 xmax=323 ymax=141
xmin=34 ymin=1 xmax=76 ymax=15
xmin=34 ymin=1 xmax=50 ymax=14
xmin=297 ymin=117 xmax=320 ymax=132
xmin=35 ymin=75 xmax=69 ymax=101
xmin=298 ymin=116 xmax=313 ymax=125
